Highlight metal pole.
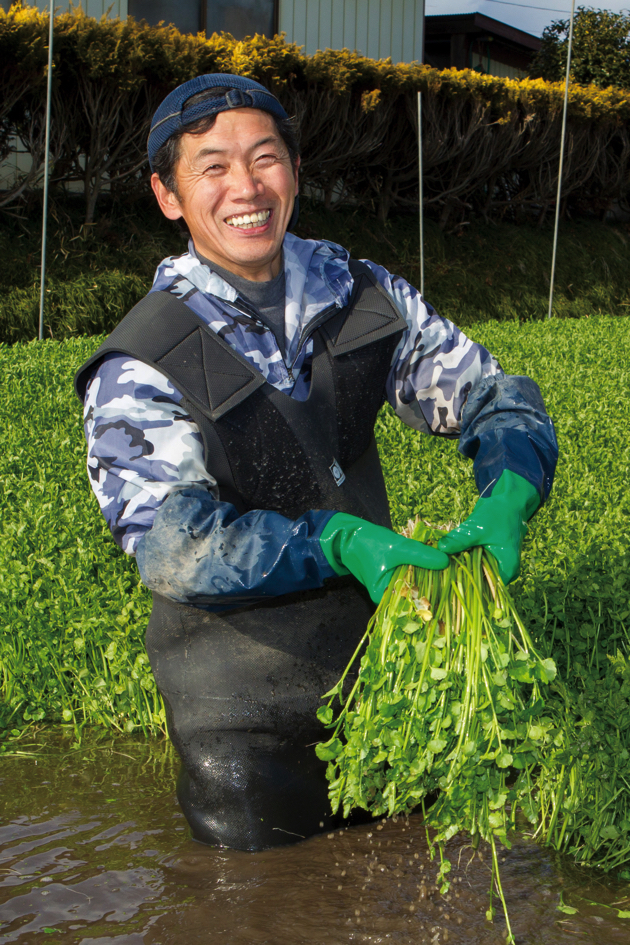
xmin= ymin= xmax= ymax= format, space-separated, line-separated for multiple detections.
xmin=38 ymin=0 xmax=54 ymax=341
xmin=418 ymin=91 xmax=424 ymax=298
xmin=548 ymin=0 xmax=576 ymax=320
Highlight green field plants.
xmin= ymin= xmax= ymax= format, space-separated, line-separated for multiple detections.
xmin=1 ymin=316 xmax=629 ymax=872
xmin=0 ymin=339 xmax=160 ymax=738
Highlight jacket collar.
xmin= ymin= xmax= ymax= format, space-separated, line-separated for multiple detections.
xmin=154 ymin=233 xmax=355 ymax=365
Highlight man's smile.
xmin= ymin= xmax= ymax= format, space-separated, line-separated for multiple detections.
xmin=225 ymin=209 xmax=272 ymax=230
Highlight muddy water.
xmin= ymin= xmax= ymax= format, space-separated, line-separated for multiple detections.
xmin=0 ymin=732 xmax=629 ymax=945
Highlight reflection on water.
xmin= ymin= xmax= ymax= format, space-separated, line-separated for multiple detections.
xmin=0 ymin=730 xmax=629 ymax=944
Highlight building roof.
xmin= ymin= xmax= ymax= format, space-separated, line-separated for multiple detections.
xmin=425 ymin=12 xmax=542 ymax=52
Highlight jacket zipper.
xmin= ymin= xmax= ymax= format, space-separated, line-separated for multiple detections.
xmin=231 ymin=299 xmax=339 ymax=384
xmin=285 ymin=304 xmax=338 ymax=381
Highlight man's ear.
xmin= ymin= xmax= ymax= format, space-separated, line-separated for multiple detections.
xmin=151 ymin=173 xmax=183 ymax=221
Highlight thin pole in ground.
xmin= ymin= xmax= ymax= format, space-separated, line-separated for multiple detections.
xmin=417 ymin=91 xmax=424 ymax=298
xmin=548 ymin=0 xmax=576 ymax=320
xmin=38 ymin=0 xmax=54 ymax=342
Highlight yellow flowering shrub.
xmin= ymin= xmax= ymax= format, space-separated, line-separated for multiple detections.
xmin=1 ymin=6 xmax=629 ymax=223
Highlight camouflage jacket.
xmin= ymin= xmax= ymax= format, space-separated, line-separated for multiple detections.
xmin=82 ymin=233 xmax=557 ymax=608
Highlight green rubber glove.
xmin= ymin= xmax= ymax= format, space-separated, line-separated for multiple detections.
xmin=437 ymin=470 xmax=540 ymax=584
xmin=320 ymin=512 xmax=449 ymax=604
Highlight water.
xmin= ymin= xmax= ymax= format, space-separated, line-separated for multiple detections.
xmin=1 ymin=731 xmax=629 ymax=945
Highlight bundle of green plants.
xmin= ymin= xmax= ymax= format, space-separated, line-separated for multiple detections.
xmin=316 ymin=521 xmax=557 ymax=940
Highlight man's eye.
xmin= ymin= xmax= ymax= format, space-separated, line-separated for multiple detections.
xmin=204 ymin=164 xmax=224 ymax=173
xmin=256 ymin=153 xmax=279 ymax=164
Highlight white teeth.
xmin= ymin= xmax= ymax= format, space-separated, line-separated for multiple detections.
xmin=226 ymin=210 xmax=270 ymax=228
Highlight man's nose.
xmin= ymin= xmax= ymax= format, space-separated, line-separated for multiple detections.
xmin=231 ymin=164 xmax=264 ymax=200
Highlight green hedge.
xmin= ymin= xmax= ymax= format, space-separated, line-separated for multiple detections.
xmin=2 ymin=208 xmax=629 ymax=342
xmin=2 ymin=6 xmax=630 ymax=226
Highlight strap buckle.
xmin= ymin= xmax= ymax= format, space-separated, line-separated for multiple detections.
xmin=225 ymin=88 xmax=254 ymax=109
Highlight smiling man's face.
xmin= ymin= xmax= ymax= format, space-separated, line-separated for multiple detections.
xmin=151 ymin=108 xmax=299 ymax=282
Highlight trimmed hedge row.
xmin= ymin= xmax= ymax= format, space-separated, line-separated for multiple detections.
xmin=2 ymin=6 xmax=630 ymax=225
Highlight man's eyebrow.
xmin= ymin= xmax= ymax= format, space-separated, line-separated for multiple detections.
xmin=192 ymin=135 xmax=282 ymax=163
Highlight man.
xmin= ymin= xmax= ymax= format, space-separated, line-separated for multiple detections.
xmin=75 ymin=74 xmax=558 ymax=850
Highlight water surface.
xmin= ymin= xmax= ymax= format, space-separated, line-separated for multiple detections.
xmin=0 ymin=731 xmax=628 ymax=944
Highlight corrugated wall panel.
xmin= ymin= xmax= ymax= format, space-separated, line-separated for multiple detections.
xmin=379 ymin=0 xmax=392 ymax=59
xmin=390 ymin=0 xmax=403 ymax=63
xmin=281 ymin=0 xmax=294 ymax=39
xmin=402 ymin=0 xmax=419 ymax=63
xmin=331 ymin=0 xmax=345 ymax=50
xmin=318 ymin=0 xmax=333 ymax=50
xmin=364 ymin=0 xmax=378 ymax=60
xmin=305 ymin=0 xmax=319 ymax=55
xmin=342 ymin=0 xmax=357 ymax=51
xmin=278 ymin=1 xmax=424 ymax=63
xmin=22 ymin=0 xmax=126 ymax=16
xmin=354 ymin=1 xmax=369 ymax=59
xmin=289 ymin=0 xmax=305 ymax=46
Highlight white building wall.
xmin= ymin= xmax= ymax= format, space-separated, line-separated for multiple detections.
xmin=279 ymin=0 xmax=424 ymax=63
xmin=4 ymin=2 xmax=425 ymax=61
xmin=10 ymin=1 xmax=128 ymax=16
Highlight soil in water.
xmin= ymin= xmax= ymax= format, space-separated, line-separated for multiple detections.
xmin=0 ymin=730 xmax=629 ymax=944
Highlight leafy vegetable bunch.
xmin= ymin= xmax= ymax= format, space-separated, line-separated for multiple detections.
xmin=316 ymin=521 xmax=557 ymax=939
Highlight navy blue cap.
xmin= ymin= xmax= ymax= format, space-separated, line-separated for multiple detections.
xmin=148 ymin=73 xmax=289 ymax=170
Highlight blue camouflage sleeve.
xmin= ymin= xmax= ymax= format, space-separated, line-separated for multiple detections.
xmin=84 ymin=353 xmax=216 ymax=555
xmin=362 ymin=261 xmax=558 ymax=503
xmin=84 ymin=354 xmax=338 ymax=604
xmin=135 ymin=488 xmax=337 ymax=610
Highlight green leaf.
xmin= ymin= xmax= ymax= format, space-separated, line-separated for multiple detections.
xmin=600 ymin=824 xmax=620 ymax=840
xmin=104 ymin=640 xmax=116 ymax=660
xmin=321 ymin=681 xmax=342 ymax=700
xmin=414 ymin=641 xmax=427 ymax=662
xmin=315 ymin=737 xmax=343 ymax=761
xmin=402 ymin=621 xmax=420 ymax=634
xmin=536 ymin=657 xmax=557 ymax=683
xmin=430 ymin=667 xmax=447 ymax=680
xmin=508 ymin=661 xmax=534 ymax=683
xmin=427 ymin=737 xmax=447 ymax=753
xmin=497 ymin=752 xmax=513 ymax=768
xmin=316 ymin=706 xmax=334 ymax=725
xmin=557 ymin=903 xmax=578 ymax=915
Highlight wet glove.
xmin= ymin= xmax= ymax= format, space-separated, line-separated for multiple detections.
xmin=320 ymin=512 xmax=449 ymax=604
xmin=437 ymin=470 xmax=540 ymax=584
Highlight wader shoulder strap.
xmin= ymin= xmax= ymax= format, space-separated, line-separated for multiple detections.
xmin=323 ymin=260 xmax=407 ymax=356
xmin=73 ymin=290 xmax=265 ymax=422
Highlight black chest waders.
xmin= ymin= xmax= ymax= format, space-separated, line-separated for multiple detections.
xmin=75 ymin=261 xmax=407 ymax=850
